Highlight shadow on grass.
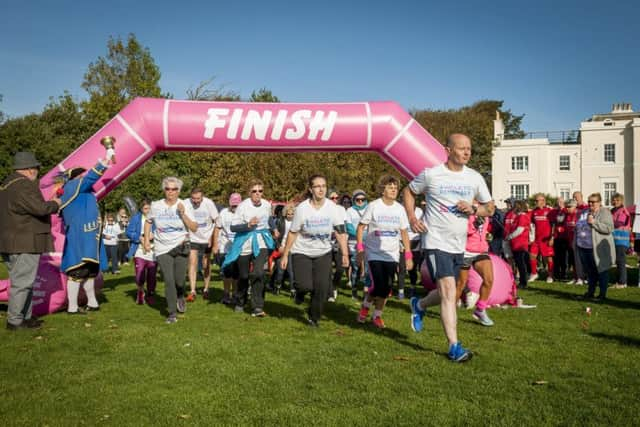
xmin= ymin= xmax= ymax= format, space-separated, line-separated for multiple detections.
xmin=526 ymin=286 xmax=640 ymax=310
xmin=261 ymin=296 xmax=432 ymax=353
xmin=588 ymin=332 xmax=640 ymax=347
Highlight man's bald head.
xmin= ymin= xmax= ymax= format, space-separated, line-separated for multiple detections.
xmin=446 ymin=133 xmax=471 ymax=149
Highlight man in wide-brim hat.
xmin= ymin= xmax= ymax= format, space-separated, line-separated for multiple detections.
xmin=0 ymin=152 xmax=61 ymax=330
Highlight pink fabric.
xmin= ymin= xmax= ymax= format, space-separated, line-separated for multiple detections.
xmin=134 ymin=258 xmax=157 ymax=293
xmin=465 ymin=215 xmax=489 ymax=253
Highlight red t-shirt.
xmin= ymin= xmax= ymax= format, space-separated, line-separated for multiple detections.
xmin=530 ymin=206 xmax=553 ymax=242
xmin=510 ymin=212 xmax=531 ymax=252
xmin=504 ymin=209 xmax=517 ymax=236
xmin=564 ymin=210 xmax=577 ymax=243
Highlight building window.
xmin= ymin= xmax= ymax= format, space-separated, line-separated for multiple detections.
xmin=559 ymin=188 xmax=570 ymax=201
xmin=559 ymin=155 xmax=570 ymax=171
xmin=510 ymin=184 xmax=530 ymax=200
xmin=511 ymin=156 xmax=528 ymax=171
xmin=604 ymin=144 xmax=615 ymax=162
xmin=603 ymin=183 xmax=617 ymax=206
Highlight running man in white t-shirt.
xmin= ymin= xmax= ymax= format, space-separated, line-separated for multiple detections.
xmin=186 ymin=188 xmax=219 ymax=302
xmin=280 ymin=174 xmax=349 ymax=327
xmin=403 ymin=134 xmax=494 ymax=362
xmin=356 ymin=175 xmax=412 ymax=329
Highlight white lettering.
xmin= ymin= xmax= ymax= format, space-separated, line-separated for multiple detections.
xmin=270 ymin=110 xmax=288 ymax=140
xmin=242 ymin=110 xmax=272 ymax=141
xmin=204 ymin=108 xmax=229 ymax=139
xmin=308 ymin=110 xmax=338 ymax=141
xmin=285 ymin=109 xmax=312 ymax=140
xmin=227 ymin=108 xmax=243 ymax=139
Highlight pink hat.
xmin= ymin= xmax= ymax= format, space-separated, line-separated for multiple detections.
xmin=229 ymin=193 xmax=242 ymax=206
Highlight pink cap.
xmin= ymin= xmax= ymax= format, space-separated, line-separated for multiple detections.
xmin=229 ymin=193 xmax=242 ymax=206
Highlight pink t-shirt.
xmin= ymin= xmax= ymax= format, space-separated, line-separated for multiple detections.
xmin=465 ymin=215 xmax=489 ymax=254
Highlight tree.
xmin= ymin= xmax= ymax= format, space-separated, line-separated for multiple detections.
xmin=250 ymin=88 xmax=280 ymax=103
xmin=81 ymin=33 xmax=165 ymax=132
xmin=412 ymin=100 xmax=525 ymax=188
xmin=0 ymin=93 xmax=89 ymax=177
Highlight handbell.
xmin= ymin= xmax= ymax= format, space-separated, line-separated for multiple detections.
xmin=100 ymin=136 xmax=116 ymax=164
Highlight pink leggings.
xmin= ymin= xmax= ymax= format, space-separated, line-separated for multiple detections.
xmin=134 ymin=257 xmax=157 ymax=293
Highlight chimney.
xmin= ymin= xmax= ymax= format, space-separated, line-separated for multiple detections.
xmin=611 ymin=103 xmax=633 ymax=113
xmin=493 ymin=110 xmax=505 ymax=141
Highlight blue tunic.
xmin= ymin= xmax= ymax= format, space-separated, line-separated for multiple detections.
xmin=59 ymin=162 xmax=107 ymax=273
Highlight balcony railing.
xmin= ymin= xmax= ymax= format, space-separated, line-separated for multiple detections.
xmin=523 ymin=130 xmax=581 ymax=144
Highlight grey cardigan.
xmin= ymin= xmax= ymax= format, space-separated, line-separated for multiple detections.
xmin=586 ymin=207 xmax=616 ymax=273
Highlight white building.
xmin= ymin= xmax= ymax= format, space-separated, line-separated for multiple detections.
xmin=491 ymin=103 xmax=640 ymax=207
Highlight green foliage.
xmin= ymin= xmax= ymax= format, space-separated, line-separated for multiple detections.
xmin=81 ymin=33 xmax=165 ymax=132
xmin=412 ymin=100 xmax=525 ymax=188
xmin=0 ymin=93 xmax=90 ymax=177
xmin=250 ymin=87 xmax=280 ymax=102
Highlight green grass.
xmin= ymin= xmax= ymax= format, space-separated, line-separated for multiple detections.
xmin=1 ymin=261 xmax=639 ymax=426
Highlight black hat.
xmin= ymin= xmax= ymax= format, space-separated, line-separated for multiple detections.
xmin=12 ymin=152 xmax=41 ymax=170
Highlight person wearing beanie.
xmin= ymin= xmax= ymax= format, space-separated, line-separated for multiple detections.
xmin=346 ymin=189 xmax=370 ymax=300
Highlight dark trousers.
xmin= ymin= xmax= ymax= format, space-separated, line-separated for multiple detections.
xmin=553 ymin=238 xmax=569 ymax=280
xmin=614 ymin=245 xmax=627 ymax=285
xmin=117 ymin=241 xmax=130 ymax=263
xmin=513 ymin=250 xmax=529 ymax=289
xmin=105 ymin=244 xmax=119 ymax=273
xmin=369 ymin=260 xmax=398 ymax=298
xmin=577 ymin=246 xmax=608 ymax=298
xmin=408 ymin=249 xmax=423 ymax=287
xmin=236 ymin=249 xmax=268 ymax=311
xmin=292 ymin=252 xmax=332 ymax=322
xmin=331 ymin=247 xmax=345 ymax=292
xmin=397 ymin=254 xmax=406 ymax=291
xmin=156 ymin=251 xmax=188 ymax=315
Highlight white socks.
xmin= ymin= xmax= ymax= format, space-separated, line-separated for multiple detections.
xmin=84 ymin=278 xmax=99 ymax=308
xmin=67 ymin=279 xmax=80 ymax=312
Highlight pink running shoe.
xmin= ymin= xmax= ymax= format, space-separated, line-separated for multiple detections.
xmin=136 ymin=289 xmax=145 ymax=305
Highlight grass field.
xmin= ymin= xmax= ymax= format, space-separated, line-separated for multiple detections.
xmin=0 ymin=260 xmax=639 ymax=426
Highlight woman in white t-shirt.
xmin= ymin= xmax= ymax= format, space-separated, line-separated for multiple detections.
xmin=143 ymin=177 xmax=197 ymax=324
xmin=225 ymin=179 xmax=277 ymax=317
xmin=356 ymin=175 xmax=413 ymax=329
xmin=280 ymin=174 xmax=349 ymax=327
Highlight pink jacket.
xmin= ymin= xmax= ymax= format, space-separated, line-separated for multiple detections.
xmin=466 ymin=215 xmax=489 ymax=253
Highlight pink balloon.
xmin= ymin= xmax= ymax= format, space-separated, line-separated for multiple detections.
xmin=421 ymin=254 xmax=517 ymax=307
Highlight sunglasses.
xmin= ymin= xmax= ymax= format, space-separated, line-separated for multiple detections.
xmin=330 ymin=196 xmax=339 ymax=200
xmin=164 ymin=187 xmax=179 ymax=192
xmin=588 ymin=200 xmax=598 ymax=204
xmin=251 ymin=189 xmax=264 ymax=194
xmin=355 ymin=198 xmax=366 ymax=202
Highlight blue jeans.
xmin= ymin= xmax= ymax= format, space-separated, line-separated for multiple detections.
xmin=577 ymin=246 xmax=608 ymax=298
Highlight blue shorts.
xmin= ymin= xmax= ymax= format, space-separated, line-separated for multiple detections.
xmin=423 ymin=249 xmax=464 ymax=281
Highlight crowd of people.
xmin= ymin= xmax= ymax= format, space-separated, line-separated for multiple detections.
xmin=2 ymin=135 xmax=639 ymax=362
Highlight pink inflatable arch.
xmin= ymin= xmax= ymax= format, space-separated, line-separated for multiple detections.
xmin=421 ymin=254 xmax=517 ymax=307
xmin=1 ymin=98 xmax=447 ymax=315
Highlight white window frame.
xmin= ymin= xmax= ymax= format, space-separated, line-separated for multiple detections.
xmin=604 ymin=144 xmax=615 ymax=163
xmin=510 ymin=184 xmax=530 ymax=200
xmin=559 ymin=155 xmax=570 ymax=171
xmin=559 ymin=187 xmax=571 ymax=201
xmin=511 ymin=156 xmax=529 ymax=172
xmin=602 ymin=182 xmax=617 ymax=207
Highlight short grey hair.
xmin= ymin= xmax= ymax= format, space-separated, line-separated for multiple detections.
xmin=161 ymin=176 xmax=183 ymax=191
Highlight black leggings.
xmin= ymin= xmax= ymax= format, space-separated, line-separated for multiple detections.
xmin=513 ymin=250 xmax=529 ymax=288
xmin=292 ymin=252 xmax=332 ymax=322
xmin=235 ymin=248 xmax=269 ymax=310
xmin=331 ymin=247 xmax=345 ymax=291
xmin=369 ymin=260 xmax=398 ymax=298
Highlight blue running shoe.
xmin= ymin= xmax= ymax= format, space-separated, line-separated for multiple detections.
xmin=448 ymin=342 xmax=473 ymax=363
xmin=410 ymin=297 xmax=425 ymax=332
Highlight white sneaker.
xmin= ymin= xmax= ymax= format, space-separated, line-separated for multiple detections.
xmin=576 ymin=279 xmax=584 ymax=285
xmin=327 ymin=296 xmax=336 ymax=303
xmin=546 ymin=277 xmax=553 ymax=284
xmin=528 ymin=273 xmax=539 ymax=282
xmin=333 ymin=290 xmax=338 ymax=299
xmin=567 ymin=279 xmax=576 ymax=285
xmin=346 ymin=280 xmax=352 ymax=289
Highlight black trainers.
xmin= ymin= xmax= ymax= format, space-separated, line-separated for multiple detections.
xmin=294 ymin=291 xmax=305 ymax=305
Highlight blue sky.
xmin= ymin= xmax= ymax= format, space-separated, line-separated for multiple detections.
xmin=1 ymin=0 xmax=638 ymax=132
